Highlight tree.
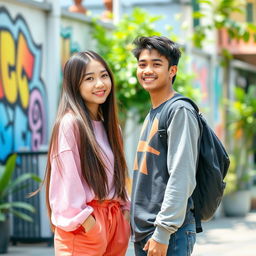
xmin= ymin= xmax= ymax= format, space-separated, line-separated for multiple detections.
xmin=192 ymin=0 xmax=256 ymax=141
xmin=92 ymin=8 xmax=198 ymax=126
xmin=192 ymin=0 xmax=256 ymax=50
xmin=192 ymin=0 xmax=256 ymax=195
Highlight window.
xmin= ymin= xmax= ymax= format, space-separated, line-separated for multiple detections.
xmin=246 ymin=3 xmax=253 ymax=23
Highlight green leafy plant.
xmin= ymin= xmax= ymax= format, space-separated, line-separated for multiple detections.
xmin=192 ymin=0 xmax=256 ymax=49
xmin=225 ymin=86 xmax=256 ymax=194
xmin=92 ymin=8 xmax=199 ymax=126
xmin=0 ymin=154 xmax=40 ymax=222
xmin=191 ymin=1 xmax=256 ymax=194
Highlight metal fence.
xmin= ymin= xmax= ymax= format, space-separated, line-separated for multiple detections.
xmin=11 ymin=150 xmax=53 ymax=245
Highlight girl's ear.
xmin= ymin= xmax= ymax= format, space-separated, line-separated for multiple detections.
xmin=169 ymin=65 xmax=177 ymax=79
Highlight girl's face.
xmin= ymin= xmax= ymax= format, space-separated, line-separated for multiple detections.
xmin=79 ymin=59 xmax=112 ymax=118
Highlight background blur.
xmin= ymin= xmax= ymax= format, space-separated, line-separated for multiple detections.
xmin=0 ymin=0 xmax=255 ymax=255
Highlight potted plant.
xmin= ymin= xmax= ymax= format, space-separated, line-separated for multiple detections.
xmin=101 ymin=0 xmax=113 ymax=21
xmin=223 ymin=86 xmax=256 ymax=216
xmin=0 ymin=154 xmax=40 ymax=254
xmin=68 ymin=0 xmax=87 ymax=14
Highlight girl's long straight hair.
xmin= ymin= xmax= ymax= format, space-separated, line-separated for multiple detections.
xmin=36 ymin=51 xmax=128 ymax=227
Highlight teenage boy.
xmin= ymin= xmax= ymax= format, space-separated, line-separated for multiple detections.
xmin=130 ymin=36 xmax=200 ymax=256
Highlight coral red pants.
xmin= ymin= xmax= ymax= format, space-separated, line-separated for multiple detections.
xmin=54 ymin=200 xmax=130 ymax=256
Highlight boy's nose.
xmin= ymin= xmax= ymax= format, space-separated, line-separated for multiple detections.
xmin=144 ymin=66 xmax=153 ymax=74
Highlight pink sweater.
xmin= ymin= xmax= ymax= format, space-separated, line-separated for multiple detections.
xmin=49 ymin=113 xmax=130 ymax=231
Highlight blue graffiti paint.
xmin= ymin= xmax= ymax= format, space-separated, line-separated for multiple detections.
xmin=0 ymin=102 xmax=13 ymax=161
xmin=0 ymin=7 xmax=47 ymax=164
xmin=14 ymin=105 xmax=31 ymax=153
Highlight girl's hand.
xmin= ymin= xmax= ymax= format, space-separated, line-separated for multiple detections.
xmin=82 ymin=215 xmax=96 ymax=232
xmin=122 ymin=210 xmax=130 ymax=222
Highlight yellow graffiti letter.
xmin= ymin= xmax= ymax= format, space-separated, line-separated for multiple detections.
xmin=17 ymin=33 xmax=33 ymax=109
xmin=0 ymin=30 xmax=17 ymax=103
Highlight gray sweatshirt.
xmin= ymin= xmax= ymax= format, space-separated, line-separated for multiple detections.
xmin=131 ymin=98 xmax=200 ymax=244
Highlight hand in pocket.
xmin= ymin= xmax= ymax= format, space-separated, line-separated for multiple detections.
xmin=122 ymin=210 xmax=130 ymax=222
xmin=82 ymin=215 xmax=96 ymax=233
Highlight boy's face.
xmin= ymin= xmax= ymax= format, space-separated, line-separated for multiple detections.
xmin=136 ymin=49 xmax=177 ymax=93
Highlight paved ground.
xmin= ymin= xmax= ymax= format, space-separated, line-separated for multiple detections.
xmin=193 ymin=211 xmax=256 ymax=256
xmin=2 ymin=211 xmax=256 ymax=256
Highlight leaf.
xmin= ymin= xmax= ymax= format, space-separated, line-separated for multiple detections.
xmin=0 ymin=212 xmax=6 ymax=221
xmin=0 ymin=154 xmax=17 ymax=198
xmin=0 ymin=202 xmax=35 ymax=212
xmin=12 ymin=202 xmax=35 ymax=212
xmin=2 ymin=173 xmax=40 ymax=199
xmin=193 ymin=12 xmax=205 ymax=19
xmin=235 ymin=87 xmax=245 ymax=99
xmin=9 ymin=209 xmax=34 ymax=222
xmin=198 ymin=0 xmax=212 ymax=5
xmin=243 ymin=31 xmax=250 ymax=42
xmin=0 ymin=203 xmax=12 ymax=210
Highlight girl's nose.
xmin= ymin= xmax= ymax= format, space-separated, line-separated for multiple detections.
xmin=95 ymin=79 xmax=104 ymax=88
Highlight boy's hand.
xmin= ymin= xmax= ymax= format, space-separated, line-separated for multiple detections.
xmin=143 ymin=238 xmax=168 ymax=256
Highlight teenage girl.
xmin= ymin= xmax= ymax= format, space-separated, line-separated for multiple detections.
xmin=41 ymin=51 xmax=130 ymax=255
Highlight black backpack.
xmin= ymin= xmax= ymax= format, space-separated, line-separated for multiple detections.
xmin=158 ymin=94 xmax=230 ymax=233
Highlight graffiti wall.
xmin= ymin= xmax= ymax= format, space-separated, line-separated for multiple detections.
xmin=61 ymin=15 xmax=95 ymax=62
xmin=60 ymin=26 xmax=80 ymax=71
xmin=213 ymin=66 xmax=224 ymax=139
xmin=192 ymin=57 xmax=210 ymax=108
xmin=191 ymin=51 xmax=225 ymax=139
xmin=0 ymin=7 xmax=47 ymax=163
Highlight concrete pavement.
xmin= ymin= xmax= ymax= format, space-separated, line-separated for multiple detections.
xmin=2 ymin=211 xmax=256 ymax=256
xmin=193 ymin=211 xmax=256 ymax=256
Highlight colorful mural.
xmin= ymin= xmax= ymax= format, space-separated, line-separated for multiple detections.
xmin=213 ymin=66 xmax=224 ymax=140
xmin=192 ymin=58 xmax=210 ymax=107
xmin=192 ymin=56 xmax=225 ymax=139
xmin=60 ymin=26 xmax=80 ymax=70
xmin=0 ymin=7 xmax=47 ymax=163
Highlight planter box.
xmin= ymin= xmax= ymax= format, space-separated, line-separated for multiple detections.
xmin=251 ymin=186 xmax=256 ymax=210
xmin=223 ymin=190 xmax=251 ymax=217
xmin=0 ymin=219 xmax=10 ymax=254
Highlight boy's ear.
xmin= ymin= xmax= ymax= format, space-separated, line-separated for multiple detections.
xmin=169 ymin=65 xmax=177 ymax=79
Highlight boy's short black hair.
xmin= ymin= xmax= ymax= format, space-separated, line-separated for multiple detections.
xmin=132 ymin=36 xmax=181 ymax=68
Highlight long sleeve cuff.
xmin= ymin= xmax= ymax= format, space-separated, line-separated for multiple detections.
xmin=51 ymin=205 xmax=94 ymax=232
xmin=151 ymin=225 xmax=172 ymax=245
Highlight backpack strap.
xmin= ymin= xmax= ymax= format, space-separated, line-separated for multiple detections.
xmin=158 ymin=94 xmax=193 ymax=146
xmin=158 ymin=94 xmax=203 ymax=233
xmin=158 ymin=94 xmax=199 ymax=131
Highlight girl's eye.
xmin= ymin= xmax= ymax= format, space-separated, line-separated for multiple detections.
xmin=85 ymin=77 xmax=93 ymax=81
xmin=102 ymin=73 xmax=109 ymax=78
xmin=138 ymin=64 xmax=146 ymax=68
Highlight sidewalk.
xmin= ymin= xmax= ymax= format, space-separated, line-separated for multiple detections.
xmin=193 ymin=211 xmax=256 ymax=256
xmin=2 ymin=211 xmax=256 ymax=256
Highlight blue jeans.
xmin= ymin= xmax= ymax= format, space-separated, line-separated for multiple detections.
xmin=134 ymin=223 xmax=196 ymax=256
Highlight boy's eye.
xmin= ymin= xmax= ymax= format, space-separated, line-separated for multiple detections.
xmin=154 ymin=63 xmax=161 ymax=66
xmin=138 ymin=63 xmax=146 ymax=68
